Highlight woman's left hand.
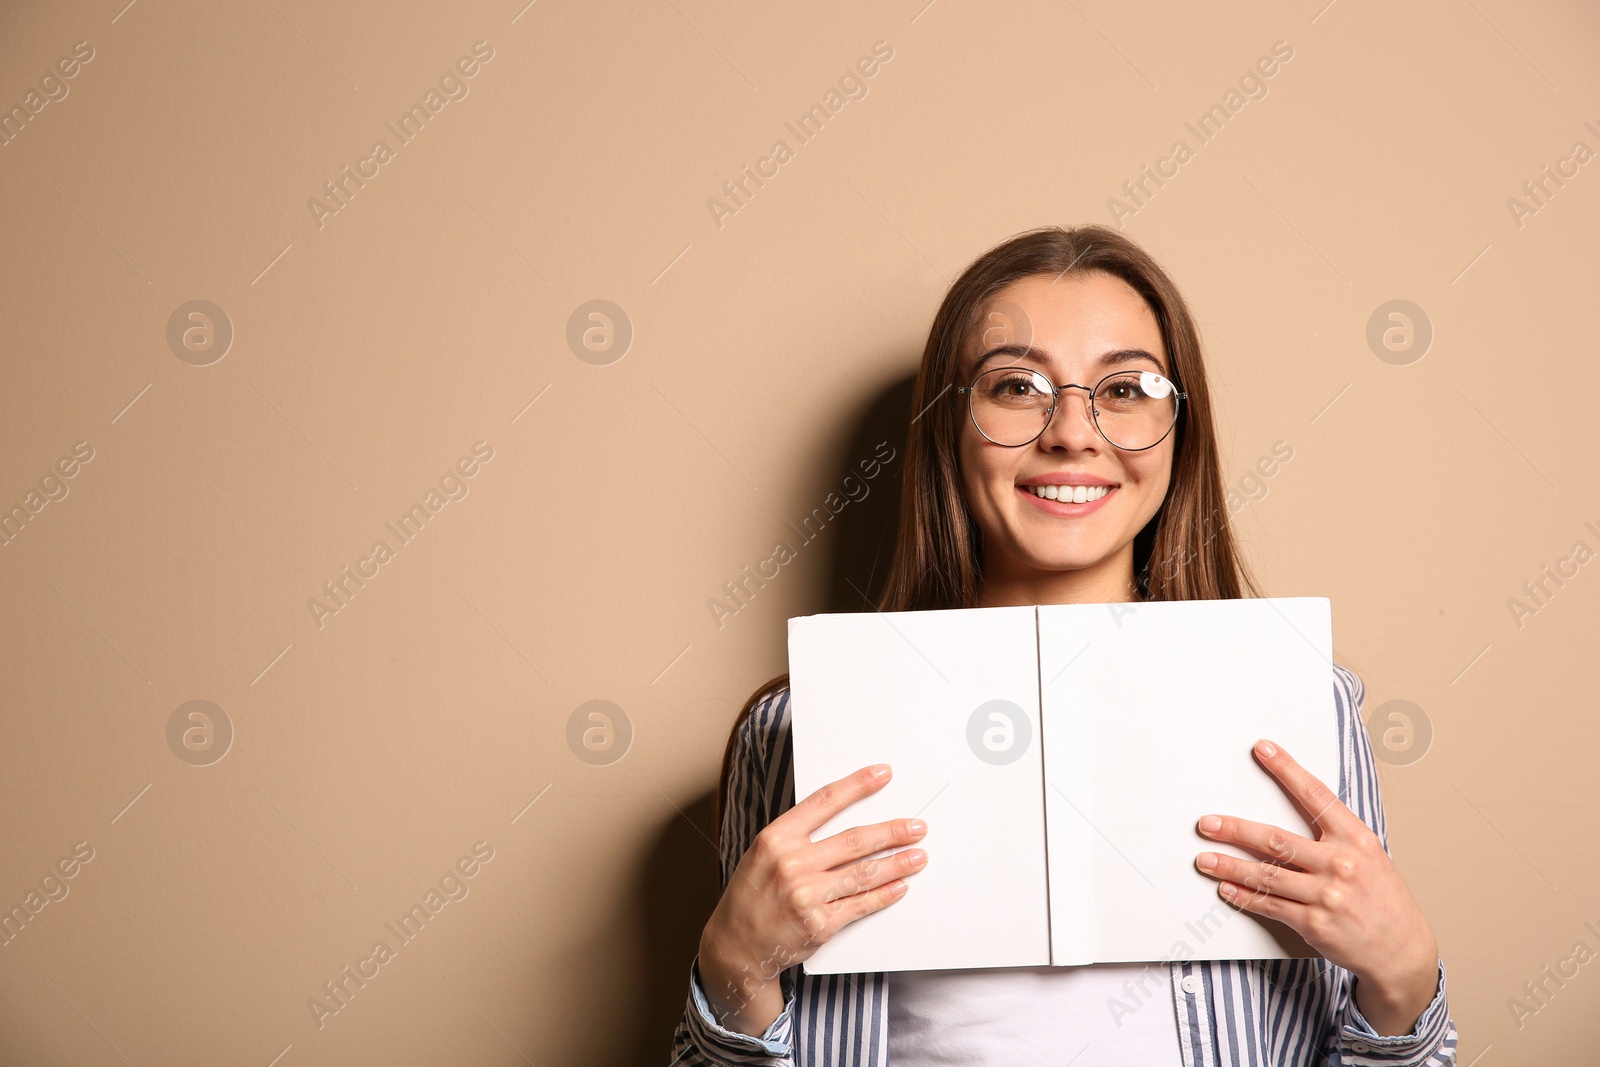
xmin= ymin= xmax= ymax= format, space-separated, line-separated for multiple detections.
xmin=1192 ymin=738 xmax=1440 ymax=1033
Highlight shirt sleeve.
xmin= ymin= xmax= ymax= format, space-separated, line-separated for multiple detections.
xmin=1330 ymin=663 xmax=1459 ymax=1067
xmin=669 ymin=686 xmax=801 ymax=1066
xmin=674 ymin=956 xmax=799 ymax=1065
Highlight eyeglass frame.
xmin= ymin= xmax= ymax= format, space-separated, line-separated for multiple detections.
xmin=954 ymin=365 xmax=1189 ymax=451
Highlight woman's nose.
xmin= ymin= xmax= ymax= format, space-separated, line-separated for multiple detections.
xmin=1039 ymin=386 xmax=1101 ymax=449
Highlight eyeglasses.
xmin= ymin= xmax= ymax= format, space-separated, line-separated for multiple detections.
xmin=955 ymin=366 xmax=1187 ymax=450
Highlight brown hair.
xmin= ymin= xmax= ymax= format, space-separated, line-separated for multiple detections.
xmin=718 ymin=224 xmax=1261 ymax=830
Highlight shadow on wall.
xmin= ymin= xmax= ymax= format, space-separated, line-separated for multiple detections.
xmin=628 ymin=371 xmax=919 ymax=1066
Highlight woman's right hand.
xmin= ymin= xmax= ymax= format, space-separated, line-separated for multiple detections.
xmin=696 ymin=763 xmax=930 ymax=1037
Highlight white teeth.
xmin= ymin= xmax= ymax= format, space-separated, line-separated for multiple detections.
xmin=1025 ymin=483 xmax=1112 ymax=503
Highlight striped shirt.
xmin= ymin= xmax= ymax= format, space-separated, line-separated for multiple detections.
xmin=672 ymin=662 xmax=1458 ymax=1066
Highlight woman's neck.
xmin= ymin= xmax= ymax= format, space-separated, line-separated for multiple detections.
xmin=975 ymin=544 xmax=1140 ymax=607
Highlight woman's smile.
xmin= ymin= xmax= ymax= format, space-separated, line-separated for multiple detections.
xmin=1016 ymin=479 xmax=1118 ymax=515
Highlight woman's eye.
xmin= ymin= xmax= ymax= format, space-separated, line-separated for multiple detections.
xmin=990 ymin=376 xmax=1041 ymax=397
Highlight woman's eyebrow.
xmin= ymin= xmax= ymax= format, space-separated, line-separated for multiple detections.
xmin=972 ymin=344 xmax=1166 ymax=374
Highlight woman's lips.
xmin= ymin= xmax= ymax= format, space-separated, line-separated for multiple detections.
xmin=1016 ymin=483 xmax=1118 ymax=517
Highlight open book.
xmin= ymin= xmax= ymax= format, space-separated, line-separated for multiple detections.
xmin=787 ymin=596 xmax=1338 ymax=975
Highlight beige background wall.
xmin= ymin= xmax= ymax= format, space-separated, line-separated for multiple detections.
xmin=0 ymin=0 xmax=1595 ymax=1063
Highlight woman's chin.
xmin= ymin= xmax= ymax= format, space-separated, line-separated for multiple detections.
xmin=1017 ymin=546 xmax=1116 ymax=574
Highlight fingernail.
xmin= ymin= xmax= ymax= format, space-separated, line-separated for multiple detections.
xmin=906 ymin=849 xmax=927 ymax=865
xmin=1220 ymin=883 xmax=1238 ymax=897
xmin=1199 ymin=815 xmax=1221 ymax=833
xmin=1256 ymin=739 xmax=1277 ymax=757
xmin=1196 ymin=853 xmax=1217 ymax=870
xmin=871 ymin=764 xmax=891 ymax=779
xmin=908 ymin=819 xmax=927 ymax=834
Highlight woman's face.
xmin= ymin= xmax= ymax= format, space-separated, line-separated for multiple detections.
xmin=957 ymin=271 xmax=1176 ymax=605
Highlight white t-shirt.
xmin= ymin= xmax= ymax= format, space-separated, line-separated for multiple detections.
xmin=889 ymin=962 xmax=1184 ymax=1065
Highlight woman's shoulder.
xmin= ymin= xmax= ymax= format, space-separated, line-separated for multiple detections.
xmin=1329 ymin=660 xmax=1371 ymax=768
xmin=1331 ymin=660 xmax=1366 ymax=711
xmin=719 ymin=680 xmax=798 ymax=842
xmin=753 ymin=678 xmax=792 ymax=714
xmin=741 ymin=679 xmax=794 ymax=749
xmin=1327 ymin=659 xmax=1390 ymax=846
xmin=723 ymin=677 xmax=795 ymax=783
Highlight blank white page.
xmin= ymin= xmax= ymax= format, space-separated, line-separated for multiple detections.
xmin=789 ymin=605 xmax=1049 ymax=974
xmin=1039 ymin=597 xmax=1337 ymax=964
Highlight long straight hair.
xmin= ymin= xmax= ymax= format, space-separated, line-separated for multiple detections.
xmin=718 ymin=224 xmax=1261 ymax=830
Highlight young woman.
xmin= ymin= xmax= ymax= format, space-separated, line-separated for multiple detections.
xmin=670 ymin=226 xmax=1457 ymax=1066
